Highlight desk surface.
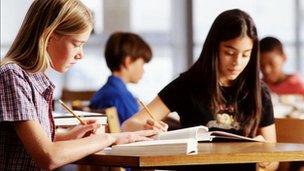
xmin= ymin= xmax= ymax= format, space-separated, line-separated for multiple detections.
xmin=77 ymin=142 xmax=304 ymax=168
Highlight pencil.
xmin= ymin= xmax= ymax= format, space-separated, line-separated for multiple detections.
xmin=138 ymin=99 xmax=156 ymax=121
xmin=58 ymin=99 xmax=86 ymax=125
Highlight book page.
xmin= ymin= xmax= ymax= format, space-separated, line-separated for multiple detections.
xmin=210 ymin=131 xmax=264 ymax=142
xmin=154 ymin=125 xmax=263 ymax=142
xmin=53 ymin=110 xmax=104 ymax=117
xmin=114 ymin=138 xmax=196 ymax=147
xmin=156 ymin=125 xmax=209 ymax=140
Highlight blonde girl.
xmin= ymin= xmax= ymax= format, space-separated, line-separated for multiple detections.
xmin=0 ymin=0 xmax=155 ymax=170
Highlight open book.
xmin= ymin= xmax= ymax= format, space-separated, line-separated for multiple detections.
xmin=106 ymin=138 xmax=198 ymax=156
xmin=105 ymin=125 xmax=263 ymax=156
xmin=156 ymin=125 xmax=264 ymax=142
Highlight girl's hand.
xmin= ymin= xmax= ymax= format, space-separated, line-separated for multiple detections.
xmin=144 ymin=119 xmax=168 ymax=132
xmin=111 ymin=130 xmax=158 ymax=145
xmin=258 ymin=161 xmax=279 ymax=171
xmin=65 ymin=119 xmax=100 ymax=139
xmin=252 ymin=135 xmax=266 ymax=142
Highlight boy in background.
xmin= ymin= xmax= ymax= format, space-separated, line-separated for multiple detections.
xmin=260 ymin=36 xmax=304 ymax=95
xmin=90 ymin=32 xmax=152 ymax=124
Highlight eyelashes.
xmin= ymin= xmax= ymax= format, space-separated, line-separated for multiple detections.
xmin=224 ymin=51 xmax=250 ymax=58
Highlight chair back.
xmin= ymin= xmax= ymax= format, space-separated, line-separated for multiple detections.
xmin=61 ymin=89 xmax=96 ymax=101
xmin=275 ymin=118 xmax=304 ymax=143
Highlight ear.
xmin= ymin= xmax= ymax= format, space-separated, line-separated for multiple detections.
xmin=48 ymin=33 xmax=60 ymax=43
xmin=122 ymin=56 xmax=133 ymax=69
xmin=48 ymin=35 xmax=54 ymax=47
xmin=282 ymin=53 xmax=287 ymax=62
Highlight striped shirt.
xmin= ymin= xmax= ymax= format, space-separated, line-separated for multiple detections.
xmin=0 ymin=63 xmax=55 ymax=170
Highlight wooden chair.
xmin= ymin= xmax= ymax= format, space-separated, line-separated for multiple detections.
xmin=59 ymin=89 xmax=96 ymax=112
xmin=275 ymin=118 xmax=304 ymax=171
xmin=275 ymin=118 xmax=304 ymax=143
xmin=61 ymin=89 xmax=96 ymax=101
xmin=104 ymin=107 xmax=121 ymax=133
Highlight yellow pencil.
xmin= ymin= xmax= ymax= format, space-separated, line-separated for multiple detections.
xmin=138 ymin=99 xmax=156 ymax=121
xmin=58 ymin=99 xmax=86 ymax=125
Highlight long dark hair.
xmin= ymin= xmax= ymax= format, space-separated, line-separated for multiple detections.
xmin=184 ymin=9 xmax=261 ymax=137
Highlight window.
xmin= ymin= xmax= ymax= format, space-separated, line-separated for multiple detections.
xmin=1 ymin=1 xmax=31 ymax=57
xmin=130 ymin=0 xmax=171 ymax=32
xmin=81 ymin=0 xmax=103 ymax=34
xmin=128 ymin=46 xmax=174 ymax=102
xmin=63 ymin=0 xmax=174 ymax=102
xmin=129 ymin=0 xmax=173 ymax=101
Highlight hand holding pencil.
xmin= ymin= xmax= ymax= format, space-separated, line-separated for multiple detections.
xmin=137 ymin=99 xmax=168 ymax=132
xmin=58 ymin=99 xmax=86 ymax=125
xmin=58 ymin=99 xmax=101 ymax=138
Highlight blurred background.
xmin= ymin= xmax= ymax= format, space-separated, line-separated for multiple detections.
xmin=1 ymin=0 xmax=304 ymax=103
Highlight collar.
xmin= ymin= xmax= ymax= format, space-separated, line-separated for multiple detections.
xmin=28 ymin=72 xmax=55 ymax=96
xmin=108 ymin=75 xmax=128 ymax=91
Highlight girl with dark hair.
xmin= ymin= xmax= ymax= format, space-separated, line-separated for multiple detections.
xmin=122 ymin=9 xmax=277 ymax=170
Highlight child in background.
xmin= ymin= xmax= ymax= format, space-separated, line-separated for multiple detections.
xmin=90 ymin=32 xmax=152 ymax=124
xmin=0 ymin=0 xmax=156 ymax=170
xmin=122 ymin=9 xmax=278 ymax=171
xmin=260 ymin=36 xmax=304 ymax=95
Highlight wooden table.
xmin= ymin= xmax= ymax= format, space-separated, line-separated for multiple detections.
xmin=77 ymin=142 xmax=304 ymax=169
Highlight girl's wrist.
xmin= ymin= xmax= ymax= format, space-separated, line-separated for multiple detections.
xmin=102 ymin=133 xmax=116 ymax=146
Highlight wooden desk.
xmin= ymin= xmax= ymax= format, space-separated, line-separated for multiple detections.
xmin=77 ymin=142 xmax=304 ymax=169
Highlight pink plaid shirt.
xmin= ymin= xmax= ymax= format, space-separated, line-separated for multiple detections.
xmin=0 ymin=63 xmax=55 ymax=170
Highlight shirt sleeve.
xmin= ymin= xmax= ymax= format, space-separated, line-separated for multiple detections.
xmin=259 ymin=83 xmax=275 ymax=127
xmin=0 ymin=68 xmax=38 ymax=122
xmin=294 ymin=74 xmax=304 ymax=95
xmin=158 ymin=75 xmax=186 ymax=112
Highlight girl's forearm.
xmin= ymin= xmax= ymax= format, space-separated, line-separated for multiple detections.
xmin=48 ymin=133 xmax=115 ymax=169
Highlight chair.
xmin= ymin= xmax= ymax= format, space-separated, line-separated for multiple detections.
xmin=275 ymin=118 xmax=304 ymax=143
xmin=275 ymin=118 xmax=304 ymax=171
xmin=79 ymin=106 xmax=121 ymax=133
xmin=104 ymin=107 xmax=121 ymax=133
xmin=61 ymin=89 xmax=96 ymax=101
xmin=59 ymin=89 xmax=96 ymax=112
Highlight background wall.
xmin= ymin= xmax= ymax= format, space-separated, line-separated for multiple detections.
xmin=1 ymin=0 xmax=303 ymax=102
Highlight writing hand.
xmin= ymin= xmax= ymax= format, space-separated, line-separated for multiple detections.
xmin=111 ymin=130 xmax=157 ymax=145
xmin=144 ymin=119 xmax=168 ymax=132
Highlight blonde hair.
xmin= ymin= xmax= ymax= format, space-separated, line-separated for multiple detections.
xmin=1 ymin=0 xmax=93 ymax=73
